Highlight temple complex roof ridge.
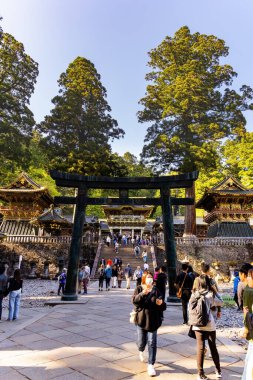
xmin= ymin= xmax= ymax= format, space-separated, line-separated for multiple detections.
xmin=2 ymin=172 xmax=44 ymax=190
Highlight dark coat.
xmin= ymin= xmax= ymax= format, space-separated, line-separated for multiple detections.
xmin=132 ymin=285 xmax=166 ymax=332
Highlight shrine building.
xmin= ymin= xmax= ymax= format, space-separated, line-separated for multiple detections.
xmin=196 ymin=176 xmax=253 ymax=237
xmin=0 ymin=173 xmax=54 ymax=235
xmin=101 ymin=205 xmax=154 ymax=237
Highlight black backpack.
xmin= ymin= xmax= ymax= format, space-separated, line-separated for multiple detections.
xmin=188 ymin=291 xmax=209 ymax=327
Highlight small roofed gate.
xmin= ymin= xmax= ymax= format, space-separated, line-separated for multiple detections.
xmin=50 ymin=170 xmax=198 ymax=302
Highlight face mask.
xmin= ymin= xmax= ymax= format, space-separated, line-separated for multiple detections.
xmin=146 ymin=278 xmax=153 ymax=286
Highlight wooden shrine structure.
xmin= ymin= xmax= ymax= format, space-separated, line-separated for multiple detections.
xmin=50 ymin=170 xmax=199 ymax=302
xmin=196 ymin=176 xmax=253 ymax=237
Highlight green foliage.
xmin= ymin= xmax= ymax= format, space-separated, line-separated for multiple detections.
xmin=222 ymin=132 xmax=253 ymax=188
xmin=138 ymin=26 xmax=253 ymax=173
xmin=38 ymin=57 xmax=125 ymax=176
xmin=0 ymin=29 xmax=39 ymax=174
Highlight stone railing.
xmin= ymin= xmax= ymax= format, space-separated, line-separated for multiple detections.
xmin=4 ymin=235 xmax=97 ymax=244
xmin=175 ymin=237 xmax=253 ymax=246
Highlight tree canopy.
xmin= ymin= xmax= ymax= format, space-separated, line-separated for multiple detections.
xmin=138 ymin=26 xmax=253 ymax=174
xmin=0 ymin=25 xmax=39 ymax=178
xmin=38 ymin=57 xmax=125 ymax=176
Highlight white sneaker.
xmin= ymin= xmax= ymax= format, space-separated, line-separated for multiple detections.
xmin=215 ymin=370 xmax=222 ymax=378
xmin=147 ymin=364 xmax=156 ymax=377
xmin=139 ymin=351 xmax=145 ymax=362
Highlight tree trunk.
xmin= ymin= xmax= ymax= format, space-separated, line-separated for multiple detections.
xmin=184 ymin=183 xmax=196 ymax=236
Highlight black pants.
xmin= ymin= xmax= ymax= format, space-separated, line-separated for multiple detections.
xmin=136 ymin=278 xmax=142 ymax=286
xmin=195 ymin=330 xmax=221 ymax=375
xmin=99 ymin=277 xmax=104 ymax=288
xmin=58 ymin=283 xmax=65 ymax=295
xmin=181 ymin=298 xmax=189 ymax=323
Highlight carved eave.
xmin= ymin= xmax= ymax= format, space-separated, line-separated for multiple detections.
xmin=103 ymin=205 xmax=154 ymax=219
xmin=196 ymin=176 xmax=253 ymax=212
xmin=0 ymin=172 xmax=54 ymax=208
xmin=204 ymin=210 xmax=253 ymax=224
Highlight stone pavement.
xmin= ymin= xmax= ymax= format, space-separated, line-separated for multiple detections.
xmin=0 ymin=281 xmax=246 ymax=380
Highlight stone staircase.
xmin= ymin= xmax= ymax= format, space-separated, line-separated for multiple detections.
xmin=93 ymin=244 xmax=154 ymax=278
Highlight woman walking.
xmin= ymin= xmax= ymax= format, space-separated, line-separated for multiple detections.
xmin=6 ymin=269 xmax=23 ymax=321
xmin=117 ymin=266 xmax=124 ymax=288
xmin=189 ymin=274 xmax=222 ymax=380
xmin=98 ymin=264 xmax=105 ymax=291
xmin=242 ymin=268 xmax=253 ymax=380
xmin=132 ymin=273 xmax=166 ymax=377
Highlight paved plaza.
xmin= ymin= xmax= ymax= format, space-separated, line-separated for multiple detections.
xmin=0 ymin=281 xmax=246 ymax=380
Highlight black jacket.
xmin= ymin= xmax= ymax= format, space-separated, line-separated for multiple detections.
xmin=132 ymin=285 xmax=166 ymax=332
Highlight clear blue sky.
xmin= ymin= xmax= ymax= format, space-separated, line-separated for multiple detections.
xmin=1 ymin=0 xmax=253 ymax=156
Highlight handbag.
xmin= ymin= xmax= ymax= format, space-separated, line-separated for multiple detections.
xmin=176 ymin=271 xmax=188 ymax=299
xmin=129 ymin=310 xmax=137 ymax=324
xmin=188 ymin=325 xmax=196 ymax=339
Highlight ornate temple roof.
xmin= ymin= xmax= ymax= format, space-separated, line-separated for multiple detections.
xmin=196 ymin=176 xmax=253 ymax=211
xmin=0 ymin=172 xmax=54 ymax=206
xmin=31 ymin=206 xmax=71 ymax=226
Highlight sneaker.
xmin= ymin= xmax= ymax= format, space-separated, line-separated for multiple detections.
xmin=147 ymin=364 xmax=156 ymax=377
xmin=197 ymin=374 xmax=208 ymax=380
xmin=215 ymin=370 xmax=222 ymax=378
xmin=139 ymin=351 xmax=145 ymax=362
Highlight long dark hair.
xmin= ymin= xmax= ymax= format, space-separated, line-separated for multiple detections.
xmin=196 ymin=274 xmax=211 ymax=291
xmin=14 ymin=269 xmax=21 ymax=281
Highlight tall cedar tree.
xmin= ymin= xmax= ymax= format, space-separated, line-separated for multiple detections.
xmin=138 ymin=26 xmax=253 ymax=174
xmin=0 ymin=23 xmax=38 ymax=177
xmin=138 ymin=26 xmax=253 ymax=235
xmin=38 ymin=57 xmax=125 ymax=175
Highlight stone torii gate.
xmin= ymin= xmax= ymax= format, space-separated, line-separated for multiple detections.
xmin=50 ymin=170 xmax=198 ymax=301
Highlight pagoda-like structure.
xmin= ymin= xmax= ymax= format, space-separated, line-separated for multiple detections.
xmin=0 ymin=173 xmax=54 ymax=235
xmin=102 ymin=205 xmax=154 ymax=237
xmin=196 ymin=176 xmax=253 ymax=237
xmin=30 ymin=205 xmax=72 ymax=236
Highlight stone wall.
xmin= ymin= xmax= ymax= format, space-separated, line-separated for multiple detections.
xmin=0 ymin=242 xmax=97 ymax=277
xmin=155 ymin=244 xmax=253 ymax=277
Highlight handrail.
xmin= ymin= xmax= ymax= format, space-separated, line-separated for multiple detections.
xmin=3 ymin=235 xmax=97 ymax=244
xmin=175 ymin=237 xmax=253 ymax=246
xmin=90 ymin=242 xmax=102 ymax=278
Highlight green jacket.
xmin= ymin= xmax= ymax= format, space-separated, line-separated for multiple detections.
xmin=243 ymin=286 xmax=253 ymax=341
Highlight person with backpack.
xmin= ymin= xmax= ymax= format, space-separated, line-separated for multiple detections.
xmin=78 ymin=266 xmax=84 ymax=294
xmin=104 ymin=264 xmax=112 ymax=291
xmin=132 ymin=272 xmax=167 ymax=377
xmin=189 ymin=274 xmax=222 ymax=380
xmin=174 ymin=263 xmax=194 ymax=325
xmin=98 ymin=264 xmax=105 ymax=291
xmin=58 ymin=268 xmax=67 ymax=296
xmin=134 ymin=245 xmax=140 ymax=257
xmin=124 ymin=264 xmax=132 ymax=289
xmin=133 ymin=266 xmax=143 ymax=286
xmin=82 ymin=265 xmax=90 ymax=294
xmin=6 ymin=269 xmax=23 ymax=321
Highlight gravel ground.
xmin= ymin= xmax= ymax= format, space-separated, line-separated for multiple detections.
xmin=1 ymin=279 xmax=248 ymax=348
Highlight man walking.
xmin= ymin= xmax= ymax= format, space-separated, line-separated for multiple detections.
xmin=124 ymin=264 xmax=132 ymax=289
xmin=174 ymin=263 xmax=194 ymax=324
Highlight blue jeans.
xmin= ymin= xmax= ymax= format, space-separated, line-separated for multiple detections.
xmin=242 ymin=341 xmax=253 ymax=380
xmin=137 ymin=325 xmax=157 ymax=365
xmin=0 ymin=295 xmax=3 ymax=320
xmin=8 ymin=289 xmax=21 ymax=320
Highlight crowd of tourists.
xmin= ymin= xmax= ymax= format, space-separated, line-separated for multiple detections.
xmin=132 ymin=261 xmax=253 ymax=379
xmin=105 ymin=233 xmax=152 ymax=248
